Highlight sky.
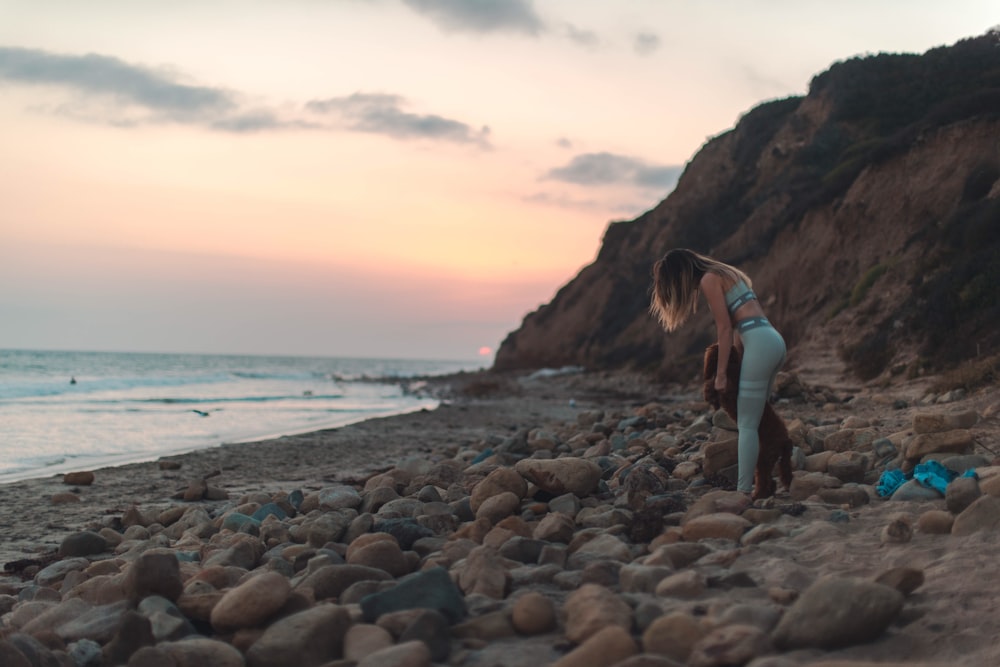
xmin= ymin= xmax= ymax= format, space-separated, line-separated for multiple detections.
xmin=1 ymin=1 xmax=995 ymax=362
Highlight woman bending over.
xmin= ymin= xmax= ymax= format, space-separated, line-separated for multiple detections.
xmin=649 ymin=249 xmax=786 ymax=497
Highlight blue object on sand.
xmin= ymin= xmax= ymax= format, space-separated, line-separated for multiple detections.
xmin=876 ymin=468 xmax=908 ymax=497
xmin=913 ymin=460 xmax=957 ymax=494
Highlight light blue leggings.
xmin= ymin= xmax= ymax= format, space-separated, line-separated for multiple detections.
xmin=735 ymin=319 xmax=786 ymax=493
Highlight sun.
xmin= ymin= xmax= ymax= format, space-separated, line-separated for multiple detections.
xmin=478 ymin=346 xmax=492 ymax=357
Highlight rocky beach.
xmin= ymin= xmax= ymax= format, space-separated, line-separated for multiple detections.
xmin=1 ymin=357 xmax=998 ymax=667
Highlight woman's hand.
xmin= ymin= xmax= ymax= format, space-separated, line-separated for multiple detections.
xmin=715 ymin=374 xmax=728 ymax=392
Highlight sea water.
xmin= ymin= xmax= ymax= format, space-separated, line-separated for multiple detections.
xmin=0 ymin=349 xmax=481 ymax=484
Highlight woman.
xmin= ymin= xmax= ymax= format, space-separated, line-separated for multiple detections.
xmin=649 ymin=249 xmax=786 ymax=497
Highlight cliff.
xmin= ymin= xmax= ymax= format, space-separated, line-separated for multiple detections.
xmin=494 ymin=31 xmax=1000 ymax=385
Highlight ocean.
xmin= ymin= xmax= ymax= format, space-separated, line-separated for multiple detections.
xmin=0 ymin=349 xmax=482 ymax=484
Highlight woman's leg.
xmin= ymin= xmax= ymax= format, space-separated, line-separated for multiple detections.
xmin=736 ymin=326 xmax=786 ymax=493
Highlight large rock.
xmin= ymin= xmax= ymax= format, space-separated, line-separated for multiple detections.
xmin=470 ymin=467 xmax=528 ymax=512
xmin=245 ymin=604 xmax=352 ymax=667
xmin=681 ymin=513 xmax=751 ymax=542
xmin=913 ymin=410 xmax=979 ymax=433
xmin=346 ymin=534 xmax=409 ymax=577
xmin=122 ymin=549 xmax=183 ymax=602
xmin=952 ymin=494 xmax=1000 ymax=536
xmin=211 ymin=571 xmax=291 ymax=632
xmin=903 ymin=429 xmax=973 ymax=461
xmin=642 ymin=611 xmax=705 ymax=663
xmin=563 ymin=584 xmax=632 ymax=644
xmin=456 ymin=546 xmax=511 ymax=599
xmin=360 ymin=567 xmax=466 ymax=624
xmin=150 ymin=637 xmax=245 ymax=667
xmin=514 ymin=458 xmax=603 ymax=497
xmin=295 ymin=564 xmax=392 ymax=601
xmin=702 ymin=438 xmax=738 ymax=475
xmin=771 ymin=576 xmax=903 ymax=649
xmin=553 ymin=625 xmax=638 ymax=667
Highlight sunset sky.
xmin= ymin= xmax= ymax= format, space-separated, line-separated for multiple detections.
xmin=1 ymin=1 xmax=995 ymax=362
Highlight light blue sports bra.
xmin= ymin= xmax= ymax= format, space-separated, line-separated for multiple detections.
xmin=724 ymin=280 xmax=758 ymax=315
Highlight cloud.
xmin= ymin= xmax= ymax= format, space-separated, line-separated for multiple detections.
xmin=634 ymin=32 xmax=661 ymax=56
xmin=401 ymin=0 xmax=544 ymax=35
xmin=306 ymin=92 xmax=492 ymax=147
xmin=544 ymin=152 xmax=683 ymax=190
xmin=0 ymin=46 xmax=484 ymax=144
xmin=563 ymin=24 xmax=599 ymax=49
xmin=0 ymin=46 xmax=235 ymax=118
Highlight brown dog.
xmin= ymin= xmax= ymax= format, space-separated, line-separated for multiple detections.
xmin=703 ymin=343 xmax=793 ymax=499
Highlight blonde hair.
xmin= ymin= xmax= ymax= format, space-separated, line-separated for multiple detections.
xmin=649 ymin=249 xmax=752 ymax=331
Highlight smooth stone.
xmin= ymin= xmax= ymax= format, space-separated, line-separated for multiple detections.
xmin=19 ymin=596 xmax=90 ymax=636
xmin=58 ymin=600 xmax=131 ymax=643
xmin=58 ymin=531 xmax=108 ymax=558
xmin=642 ymin=611 xmax=705 ymax=663
xmin=63 ymin=471 xmax=95 ymax=485
xmin=470 ymin=467 xmax=528 ymax=512
xmin=398 ymin=608 xmax=452 ymax=661
xmin=514 ymin=457 xmax=603 ymax=496
xmin=343 ymin=624 xmax=394 ymax=662
xmin=360 ymin=566 xmax=466 ymax=624
xmin=475 ymin=491 xmax=522 ymax=524
xmin=346 ymin=537 xmax=409 ymax=578
xmin=452 ymin=609 xmax=516 ymax=641
xmin=533 ymin=512 xmax=576 ymax=543
xmin=372 ymin=518 xmax=435 ymax=550
xmin=952 ymin=494 xmax=1000 ymax=535
xmin=552 ymin=625 xmax=638 ymax=667
xmin=102 ymin=610 xmax=155 ymax=665
xmin=211 ymin=571 xmax=291 ymax=632
xmin=619 ymin=564 xmax=674 ymax=594
xmin=563 ymin=583 xmax=632 ymax=644
xmin=903 ymin=429 xmax=973 ymax=460
xmin=567 ymin=533 xmax=632 ymax=567
xmin=511 ymin=591 xmax=556 ymax=635
xmin=688 ymin=624 xmax=770 ymax=667
xmin=456 ymin=546 xmax=511 ymax=599
xmin=245 ymin=604 xmax=352 ymax=667
xmin=655 ymin=570 xmax=706 ymax=599
xmin=771 ymin=576 xmax=903 ymax=650
xmin=123 ymin=549 xmax=183 ymax=602
xmin=35 ymin=557 xmax=90 ymax=587
xmin=916 ymin=510 xmax=954 ymax=534
xmin=137 ymin=596 xmax=197 ymax=642
xmin=296 ymin=564 xmax=392 ymax=601
xmin=681 ymin=513 xmax=752 ymax=542
xmin=318 ymin=485 xmax=363 ymax=510
xmin=913 ymin=410 xmax=979 ymax=433
xmin=155 ymin=637 xmax=245 ymax=667
xmin=356 ymin=640 xmax=431 ymax=667
xmin=945 ymin=476 xmax=981 ymax=514
xmin=221 ymin=513 xmax=261 ymax=533
xmin=890 ymin=479 xmax=943 ymax=502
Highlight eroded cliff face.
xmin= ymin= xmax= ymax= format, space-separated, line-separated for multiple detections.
xmin=494 ymin=33 xmax=1000 ymax=382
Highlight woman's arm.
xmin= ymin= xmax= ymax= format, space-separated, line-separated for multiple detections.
xmin=700 ymin=272 xmax=733 ymax=392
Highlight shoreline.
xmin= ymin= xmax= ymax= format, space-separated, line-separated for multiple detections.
xmin=0 ymin=393 xmax=444 ymax=487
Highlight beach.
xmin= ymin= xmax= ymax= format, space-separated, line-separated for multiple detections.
xmin=1 ymin=362 xmax=999 ymax=666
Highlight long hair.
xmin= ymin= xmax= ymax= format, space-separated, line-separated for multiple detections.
xmin=649 ymin=249 xmax=752 ymax=331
